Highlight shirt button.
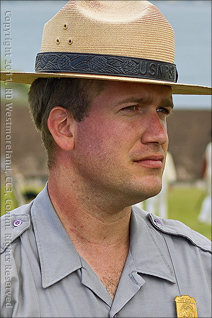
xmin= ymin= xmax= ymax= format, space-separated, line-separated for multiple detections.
xmin=13 ymin=219 xmax=22 ymax=227
xmin=154 ymin=219 xmax=162 ymax=225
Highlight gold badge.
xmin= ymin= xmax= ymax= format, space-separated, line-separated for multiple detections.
xmin=175 ymin=295 xmax=197 ymax=318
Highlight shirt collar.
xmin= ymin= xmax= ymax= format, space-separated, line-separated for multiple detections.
xmin=130 ymin=206 xmax=176 ymax=284
xmin=31 ymin=184 xmax=82 ymax=288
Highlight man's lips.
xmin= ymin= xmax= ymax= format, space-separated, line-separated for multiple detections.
xmin=133 ymin=155 xmax=164 ymax=168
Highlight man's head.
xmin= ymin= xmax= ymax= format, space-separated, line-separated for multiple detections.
xmin=25 ymin=0 xmax=174 ymax=205
xmin=30 ymin=79 xmax=172 ymax=205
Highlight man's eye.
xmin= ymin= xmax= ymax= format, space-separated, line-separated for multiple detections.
xmin=122 ymin=105 xmax=140 ymax=112
xmin=157 ymin=107 xmax=172 ymax=116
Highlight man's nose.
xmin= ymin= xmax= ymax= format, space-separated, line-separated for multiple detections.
xmin=141 ymin=113 xmax=168 ymax=145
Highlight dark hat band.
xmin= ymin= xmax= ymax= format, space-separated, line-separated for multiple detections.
xmin=35 ymin=52 xmax=178 ymax=83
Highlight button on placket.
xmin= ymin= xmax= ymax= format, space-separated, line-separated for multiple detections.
xmin=13 ymin=219 xmax=22 ymax=227
xmin=154 ymin=219 xmax=162 ymax=225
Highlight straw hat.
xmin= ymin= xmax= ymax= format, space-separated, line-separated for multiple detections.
xmin=1 ymin=0 xmax=211 ymax=95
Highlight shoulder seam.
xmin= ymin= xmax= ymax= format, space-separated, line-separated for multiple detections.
xmin=147 ymin=213 xmax=212 ymax=253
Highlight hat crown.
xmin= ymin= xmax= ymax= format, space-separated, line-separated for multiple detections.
xmin=75 ymin=0 xmax=150 ymax=23
xmin=41 ymin=0 xmax=175 ymax=63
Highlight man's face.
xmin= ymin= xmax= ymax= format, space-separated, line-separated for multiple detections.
xmin=71 ymin=81 xmax=173 ymax=207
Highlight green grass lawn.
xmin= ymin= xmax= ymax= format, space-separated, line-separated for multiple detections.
xmin=167 ymin=186 xmax=211 ymax=241
xmin=1 ymin=185 xmax=211 ymax=241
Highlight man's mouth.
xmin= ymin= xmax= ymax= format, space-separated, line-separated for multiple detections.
xmin=134 ymin=155 xmax=164 ymax=169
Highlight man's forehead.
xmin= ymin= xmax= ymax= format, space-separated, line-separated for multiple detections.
xmin=98 ymin=80 xmax=173 ymax=107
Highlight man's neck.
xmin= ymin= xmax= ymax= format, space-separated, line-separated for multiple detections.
xmin=48 ymin=174 xmax=131 ymax=247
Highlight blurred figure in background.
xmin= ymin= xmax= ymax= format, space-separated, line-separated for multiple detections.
xmin=146 ymin=151 xmax=177 ymax=219
xmin=198 ymin=140 xmax=211 ymax=224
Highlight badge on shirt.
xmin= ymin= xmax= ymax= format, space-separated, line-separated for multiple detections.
xmin=175 ymin=295 xmax=197 ymax=317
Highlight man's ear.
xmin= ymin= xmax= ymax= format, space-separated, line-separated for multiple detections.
xmin=47 ymin=107 xmax=75 ymax=151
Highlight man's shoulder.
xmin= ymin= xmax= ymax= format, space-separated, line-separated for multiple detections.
xmin=133 ymin=205 xmax=212 ymax=253
xmin=149 ymin=213 xmax=211 ymax=253
xmin=0 ymin=202 xmax=33 ymax=254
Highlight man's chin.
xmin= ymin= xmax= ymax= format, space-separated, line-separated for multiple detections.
xmin=132 ymin=181 xmax=162 ymax=203
xmin=136 ymin=175 xmax=162 ymax=192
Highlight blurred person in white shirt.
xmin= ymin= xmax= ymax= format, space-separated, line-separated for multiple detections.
xmin=145 ymin=151 xmax=177 ymax=219
xmin=198 ymin=140 xmax=211 ymax=224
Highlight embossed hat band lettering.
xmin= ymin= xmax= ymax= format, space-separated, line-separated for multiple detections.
xmin=35 ymin=52 xmax=178 ymax=83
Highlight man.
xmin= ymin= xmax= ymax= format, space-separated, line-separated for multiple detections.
xmin=1 ymin=1 xmax=211 ymax=317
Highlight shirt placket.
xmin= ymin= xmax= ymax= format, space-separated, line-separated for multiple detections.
xmin=109 ymin=250 xmax=145 ymax=318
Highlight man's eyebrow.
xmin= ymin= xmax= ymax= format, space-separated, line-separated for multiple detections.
xmin=116 ymin=97 xmax=153 ymax=106
xmin=116 ymin=96 xmax=174 ymax=108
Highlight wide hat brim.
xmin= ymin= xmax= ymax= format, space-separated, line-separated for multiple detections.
xmin=1 ymin=70 xmax=211 ymax=95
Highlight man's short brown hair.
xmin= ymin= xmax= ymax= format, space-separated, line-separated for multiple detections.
xmin=28 ymin=78 xmax=105 ymax=168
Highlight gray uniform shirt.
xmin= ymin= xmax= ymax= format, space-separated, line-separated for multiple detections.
xmin=1 ymin=185 xmax=211 ymax=317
